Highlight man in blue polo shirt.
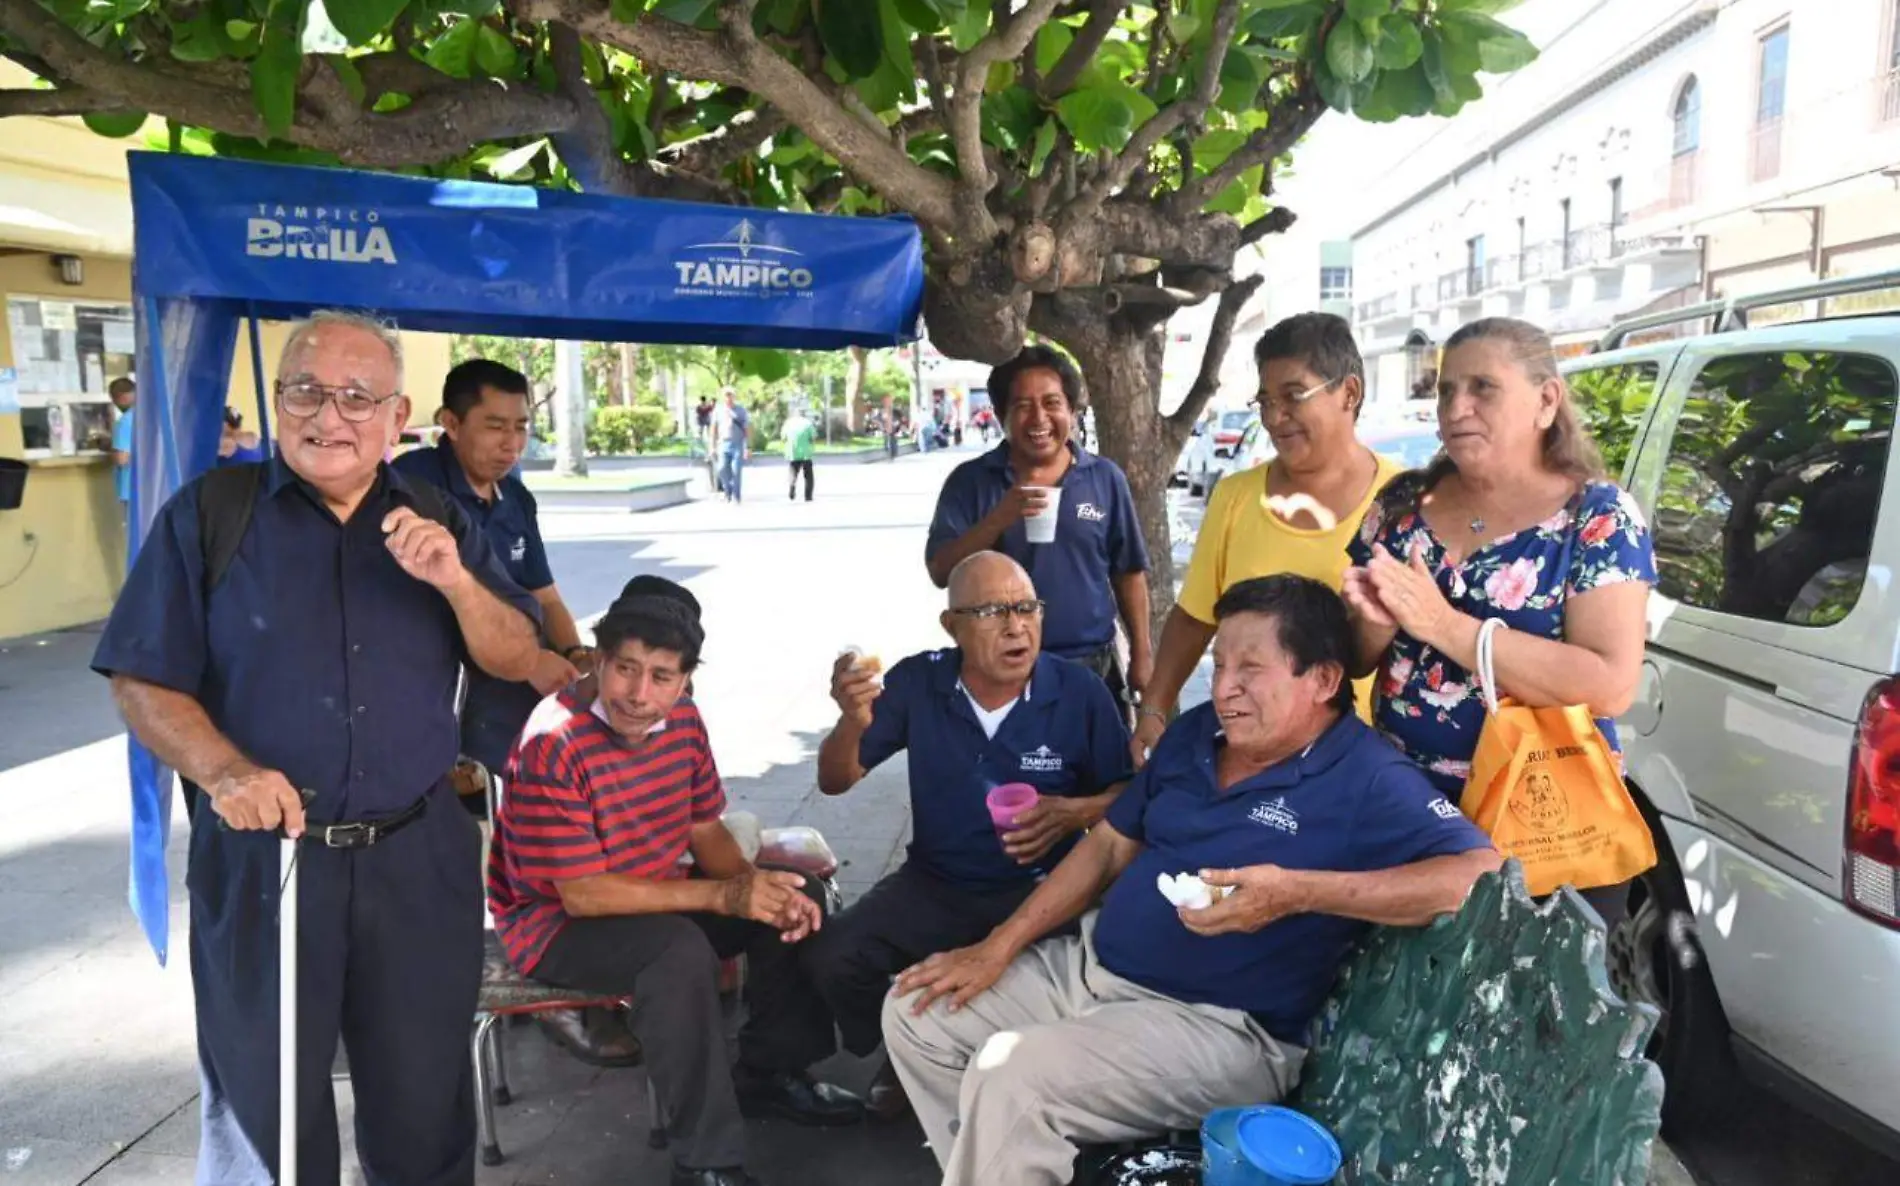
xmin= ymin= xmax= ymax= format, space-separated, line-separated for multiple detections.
xmin=883 ymin=574 xmax=1500 ymax=1186
xmin=806 ymin=550 xmax=1133 ymax=1118
xmin=926 ymin=347 xmax=1151 ymax=716
xmin=395 ymin=359 xmax=591 ymax=781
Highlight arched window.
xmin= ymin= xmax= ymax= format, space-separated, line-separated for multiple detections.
xmin=1672 ymin=77 xmax=1701 ymax=157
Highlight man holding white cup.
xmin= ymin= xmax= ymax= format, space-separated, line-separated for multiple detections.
xmin=925 ymin=347 xmax=1152 ymax=720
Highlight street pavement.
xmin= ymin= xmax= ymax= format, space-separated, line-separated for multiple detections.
xmin=0 ymin=444 xmax=1882 ymax=1185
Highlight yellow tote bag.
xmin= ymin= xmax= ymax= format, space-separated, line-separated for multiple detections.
xmin=1458 ymin=618 xmax=1658 ymax=898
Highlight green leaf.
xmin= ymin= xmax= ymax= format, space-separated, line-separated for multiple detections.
xmin=475 ymin=26 xmax=518 ymax=76
xmin=1035 ymin=22 xmax=1073 ymax=77
xmin=1056 ymin=87 xmax=1133 ymax=153
xmin=80 ymin=0 xmax=151 ymax=25
xmin=83 ymin=109 xmax=146 ymax=137
xmin=1028 ymin=117 xmax=1058 ymax=177
xmin=251 ymin=3 xmax=301 ymax=140
xmin=1189 ymin=127 xmax=1248 ymax=172
xmin=225 ymin=18 xmax=257 ymax=40
xmin=1440 ymin=0 xmax=1525 ymax=12
xmin=1205 ymin=165 xmax=1263 ymax=215
xmin=892 ymin=0 xmax=942 ymax=32
xmin=170 ymin=12 xmax=240 ymax=62
xmin=816 ymin=0 xmax=882 ymax=78
xmin=610 ymin=0 xmax=649 ymax=21
xmin=876 ymin=0 xmax=917 ymax=101
xmin=728 ymin=348 xmax=793 ymax=383
xmin=372 ymin=91 xmax=412 ymax=112
xmin=487 ymin=138 xmax=545 ymax=178
xmin=1420 ymin=27 xmax=1454 ymax=104
xmin=1359 ymin=59 xmax=1433 ymax=120
xmin=1325 ymin=20 xmax=1375 ymax=83
xmin=1441 ymin=11 xmax=1540 ymax=73
xmin=949 ymin=1 xmax=987 ymax=52
xmin=322 ymin=0 xmax=411 ymax=45
xmin=1312 ymin=52 xmax=1356 ymax=114
xmin=1374 ymin=18 xmax=1423 ymax=69
xmin=424 ymin=18 xmax=481 ymax=78
xmin=1346 ymin=0 xmax=1389 ymax=17
xmin=1244 ymin=2 xmax=1322 ymax=40
xmin=652 ymin=0 xmax=716 ymax=23
xmin=760 ymin=0 xmax=805 ymax=35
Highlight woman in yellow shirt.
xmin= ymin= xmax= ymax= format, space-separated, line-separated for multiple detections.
xmin=1135 ymin=313 xmax=1406 ymax=762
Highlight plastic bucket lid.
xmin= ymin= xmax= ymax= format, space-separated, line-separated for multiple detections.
xmin=1235 ymin=1107 xmax=1341 ymax=1185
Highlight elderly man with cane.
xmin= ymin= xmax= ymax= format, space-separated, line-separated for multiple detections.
xmin=92 ymin=309 xmax=543 ymax=1185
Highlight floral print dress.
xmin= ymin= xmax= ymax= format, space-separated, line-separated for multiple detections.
xmin=1346 ymin=476 xmax=1659 ymax=796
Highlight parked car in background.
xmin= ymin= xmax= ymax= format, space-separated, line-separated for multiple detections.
xmin=1210 ymin=408 xmax=1254 ymax=457
xmin=1172 ymin=422 xmax=1217 ymax=496
xmin=1565 ymin=272 xmax=1900 ymax=1157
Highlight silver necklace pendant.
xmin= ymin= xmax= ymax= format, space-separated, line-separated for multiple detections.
xmin=1469 ymin=516 xmax=1486 ymax=534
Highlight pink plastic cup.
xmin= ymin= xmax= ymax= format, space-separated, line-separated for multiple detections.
xmin=986 ymin=782 xmax=1040 ymax=836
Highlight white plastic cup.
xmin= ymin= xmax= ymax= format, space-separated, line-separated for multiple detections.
xmin=1023 ymin=486 xmax=1061 ymax=544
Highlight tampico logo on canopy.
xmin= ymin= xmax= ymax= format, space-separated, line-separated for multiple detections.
xmin=245 ymin=204 xmax=397 ymax=265
xmin=673 ymin=219 xmax=814 ymax=297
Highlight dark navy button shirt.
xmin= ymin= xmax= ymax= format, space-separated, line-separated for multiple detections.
xmin=1093 ymin=705 xmax=1491 ymax=1043
xmin=925 ymin=443 xmax=1149 ymax=659
xmin=857 ymin=648 xmax=1134 ymax=886
xmin=393 ymin=440 xmax=554 ymax=770
xmin=91 ymin=457 xmax=542 ymax=818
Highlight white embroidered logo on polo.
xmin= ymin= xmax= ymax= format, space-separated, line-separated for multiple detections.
xmin=1076 ymin=502 xmax=1108 ymax=522
xmin=1428 ymin=798 xmax=1462 ymax=821
xmin=1020 ymin=745 xmax=1064 ymax=772
xmin=1249 ymin=797 xmax=1300 ymax=834
xmin=510 ymin=537 xmax=528 ymax=563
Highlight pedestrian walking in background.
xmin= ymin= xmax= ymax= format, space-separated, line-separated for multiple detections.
xmin=783 ymin=404 xmax=817 ymax=502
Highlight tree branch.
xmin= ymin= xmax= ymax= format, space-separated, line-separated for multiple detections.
xmin=548 ymin=23 xmax=643 ymax=195
xmin=1076 ymin=0 xmax=1238 ymax=218
xmin=1179 ymin=85 xmax=1326 ymax=212
xmin=1041 ymin=0 xmax=1123 ymax=97
xmin=0 ymin=85 xmax=123 ymax=118
xmin=660 ymin=105 xmax=788 ymax=176
xmin=515 ymin=0 xmax=961 ymax=230
xmin=1167 ymin=273 xmax=1263 ymax=434
xmin=950 ymin=0 xmax=1064 ymax=197
xmin=1241 ymin=204 xmax=1297 ymax=245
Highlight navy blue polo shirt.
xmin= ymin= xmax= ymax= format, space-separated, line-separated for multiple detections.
xmin=394 ymin=440 xmax=555 ymax=770
xmin=858 ymin=648 xmax=1134 ymax=885
xmin=91 ymin=457 xmax=542 ymax=819
xmin=1093 ymin=705 xmax=1491 ymax=1044
xmin=925 ymin=444 xmax=1149 ymax=659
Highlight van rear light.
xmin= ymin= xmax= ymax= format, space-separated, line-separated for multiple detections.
xmin=1847 ymin=678 xmax=1900 ymax=924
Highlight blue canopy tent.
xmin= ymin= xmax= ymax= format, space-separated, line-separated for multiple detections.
xmin=125 ymin=151 xmax=925 ymax=962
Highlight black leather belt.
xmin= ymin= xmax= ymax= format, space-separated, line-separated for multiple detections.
xmin=308 ymin=794 xmax=429 ymax=849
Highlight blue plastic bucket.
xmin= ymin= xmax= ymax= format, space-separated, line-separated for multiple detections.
xmin=1200 ymin=1108 xmax=1267 ymax=1186
xmin=1236 ymin=1106 xmax=1341 ymax=1185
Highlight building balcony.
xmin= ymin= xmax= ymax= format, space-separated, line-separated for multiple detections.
xmin=1749 ymin=117 xmax=1784 ymax=184
xmin=1356 ymin=292 xmax=1399 ymax=323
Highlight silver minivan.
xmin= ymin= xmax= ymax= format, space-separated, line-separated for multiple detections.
xmin=1565 ymin=273 xmax=1900 ymax=1156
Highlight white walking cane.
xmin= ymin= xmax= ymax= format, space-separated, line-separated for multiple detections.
xmin=279 ymin=833 xmax=299 ymax=1186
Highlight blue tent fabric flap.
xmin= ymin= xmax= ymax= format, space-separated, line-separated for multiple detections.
xmin=123 ymin=153 xmax=927 ymax=963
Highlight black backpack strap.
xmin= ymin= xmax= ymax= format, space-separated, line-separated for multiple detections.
xmin=197 ymin=462 xmax=265 ymax=592
xmin=401 ymin=477 xmax=454 ymax=529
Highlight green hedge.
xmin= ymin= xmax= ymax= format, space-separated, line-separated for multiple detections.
xmin=588 ymin=406 xmax=674 ymax=454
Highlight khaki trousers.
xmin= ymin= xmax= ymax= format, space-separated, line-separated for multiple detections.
xmin=882 ymin=919 xmax=1304 ymax=1186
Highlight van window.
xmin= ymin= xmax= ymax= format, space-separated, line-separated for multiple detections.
xmin=1651 ymin=350 xmax=1897 ymax=627
xmin=1567 ymin=361 xmax=1662 ymax=479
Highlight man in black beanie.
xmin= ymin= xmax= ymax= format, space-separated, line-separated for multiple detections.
xmin=489 ymin=577 xmax=863 ymax=1186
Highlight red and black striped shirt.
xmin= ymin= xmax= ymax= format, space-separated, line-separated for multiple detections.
xmin=488 ymin=691 xmax=726 ymax=973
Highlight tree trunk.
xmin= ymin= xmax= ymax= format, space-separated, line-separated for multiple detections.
xmin=1030 ymin=295 xmax=1190 ymax=635
xmin=554 ymin=339 xmax=588 ymax=478
xmin=617 ymin=342 xmax=637 ymax=406
xmin=844 ymin=345 xmax=867 ymax=433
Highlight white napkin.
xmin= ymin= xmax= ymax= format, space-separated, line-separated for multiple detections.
xmin=1156 ymin=872 xmax=1230 ymax=911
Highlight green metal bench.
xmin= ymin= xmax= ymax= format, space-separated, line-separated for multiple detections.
xmin=1082 ymin=861 xmax=1665 ymax=1185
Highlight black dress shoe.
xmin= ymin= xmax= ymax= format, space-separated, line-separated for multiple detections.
xmin=732 ymin=1068 xmax=866 ymax=1127
xmin=534 ymin=1005 xmax=643 ymax=1069
xmin=669 ymin=1167 xmax=765 ymax=1186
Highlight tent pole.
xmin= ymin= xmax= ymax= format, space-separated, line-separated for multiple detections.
xmin=247 ymin=308 xmax=271 ymax=458
xmin=142 ymin=298 xmax=185 ymax=497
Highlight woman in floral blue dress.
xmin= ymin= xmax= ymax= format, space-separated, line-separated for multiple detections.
xmin=1341 ymin=318 xmax=1656 ymax=923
